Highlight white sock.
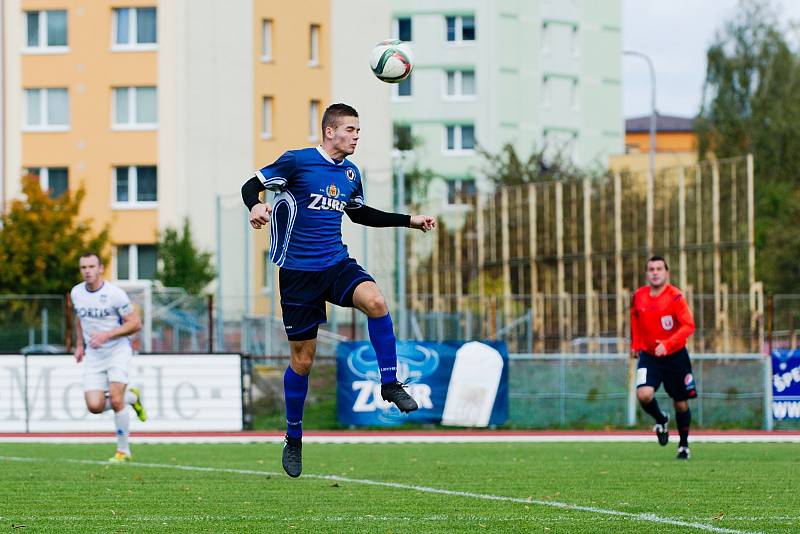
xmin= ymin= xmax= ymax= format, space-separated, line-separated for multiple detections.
xmin=124 ymin=389 xmax=137 ymax=405
xmin=104 ymin=396 xmax=113 ymax=412
xmin=114 ymin=409 xmax=131 ymax=455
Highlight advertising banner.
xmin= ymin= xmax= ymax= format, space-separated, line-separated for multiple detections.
xmin=772 ymin=349 xmax=800 ymax=420
xmin=0 ymin=354 xmax=243 ymax=432
xmin=337 ymin=341 xmax=508 ymax=427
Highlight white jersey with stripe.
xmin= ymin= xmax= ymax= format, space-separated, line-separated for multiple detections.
xmin=70 ymin=281 xmax=134 ymax=351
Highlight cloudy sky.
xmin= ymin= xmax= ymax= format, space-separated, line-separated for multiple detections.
xmin=622 ymin=0 xmax=800 ymax=119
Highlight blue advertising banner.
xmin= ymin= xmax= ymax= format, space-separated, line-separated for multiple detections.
xmin=771 ymin=349 xmax=800 ymax=420
xmin=337 ymin=341 xmax=508 ymax=427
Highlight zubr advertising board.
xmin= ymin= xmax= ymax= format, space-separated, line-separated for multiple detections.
xmin=337 ymin=341 xmax=508 ymax=427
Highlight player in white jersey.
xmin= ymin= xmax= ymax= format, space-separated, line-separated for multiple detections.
xmin=71 ymin=252 xmax=147 ymax=462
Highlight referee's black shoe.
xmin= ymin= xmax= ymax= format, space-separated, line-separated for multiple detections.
xmin=653 ymin=413 xmax=670 ymax=446
xmin=282 ymin=435 xmax=302 ymax=478
xmin=381 ymin=381 xmax=418 ymax=413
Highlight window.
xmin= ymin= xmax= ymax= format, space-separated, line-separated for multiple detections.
xmin=446 ymin=15 xmax=475 ymax=43
xmin=445 ymin=70 xmax=476 ymax=98
xmin=113 ymin=87 xmax=157 ymax=128
xmin=116 ymin=244 xmax=157 ymax=280
xmin=114 ymin=166 xmax=158 ymax=206
xmin=28 ymin=167 xmax=68 ymax=198
xmin=262 ymin=19 xmax=273 ymax=61
xmin=393 ymin=76 xmax=412 ymax=99
xmin=447 ymin=179 xmax=476 ymax=203
xmin=394 ymin=17 xmax=412 ymax=41
xmin=445 ymin=125 xmax=475 ymax=152
xmin=571 ymin=26 xmax=580 ymax=56
xmin=25 ymin=10 xmax=67 ymax=51
xmin=309 ymin=100 xmax=320 ymax=141
xmin=25 ymin=88 xmax=69 ymax=130
xmin=393 ymin=124 xmax=413 ymax=152
xmin=113 ymin=7 xmax=157 ymax=49
xmin=262 ymin=96 xmax=273 ymax=139
xmin=309 ymin=24 xmax=320 ymax=66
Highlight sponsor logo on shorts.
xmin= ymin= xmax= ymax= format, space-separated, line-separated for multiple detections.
xmin=684 ymin=373 xmax=695 ymax=387
xmin=661 ymin=315 xmax=674 ymax=330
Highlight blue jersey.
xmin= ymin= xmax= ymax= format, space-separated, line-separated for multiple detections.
xmin=256 ymin=146 xmax=364 ymax=270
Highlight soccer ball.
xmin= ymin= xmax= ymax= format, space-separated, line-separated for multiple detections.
xmin=369 ymin=39 xmax=414 ymax=83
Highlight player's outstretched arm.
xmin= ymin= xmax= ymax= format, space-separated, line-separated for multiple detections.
xmin=409 ymin=214 xmax=437 ymax=233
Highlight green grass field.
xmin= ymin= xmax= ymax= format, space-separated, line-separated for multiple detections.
xmin=1 ymin=442 xmax=797 ymax=533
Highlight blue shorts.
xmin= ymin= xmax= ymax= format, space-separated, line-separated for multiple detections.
xmin=279 ymin=258 xmax=374 ymax=341
xmin=636 ymin=348 xmax=697 ymax=401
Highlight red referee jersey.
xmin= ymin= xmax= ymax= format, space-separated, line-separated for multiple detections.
xmin=630 ymin=283 xmax=695 ymax=356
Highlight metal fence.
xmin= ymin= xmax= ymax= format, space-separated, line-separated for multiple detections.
xmin=244 ymin=352 xmax=781 ymax=430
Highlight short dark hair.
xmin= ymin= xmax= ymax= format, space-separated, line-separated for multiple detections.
xmin=321 ymin=103 xmax=358 ymax=136
xmin=647 ymin=255 xmax=668 ymax=271
xmin=80 ymin=252 xmax=103 ymax=266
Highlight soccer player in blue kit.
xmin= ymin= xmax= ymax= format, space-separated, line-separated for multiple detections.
xmin=241 ymin=103 xmax=436 ymax=477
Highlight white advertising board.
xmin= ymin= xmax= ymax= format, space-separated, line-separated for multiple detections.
xmin=1 ymin=354 xmax=242 ymax=432
xmin=0 ymin=356 xmax=27 ymax=432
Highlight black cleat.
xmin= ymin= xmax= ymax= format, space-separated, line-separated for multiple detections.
xmin=653 ymin=412 xmax=670 ymax=446
xmin=676 ymin=446 xmax=690 ymax=460
xmin=282 ymin=435 xmax=302 ymax=478
xmin=381 ymin=381 xmax=418 ymax=413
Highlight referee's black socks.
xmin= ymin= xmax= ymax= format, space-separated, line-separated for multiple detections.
xmin=641 ymin=398 xmax=668 ymax=425
xmin=676 ymin=408 xmax=691 ymax=447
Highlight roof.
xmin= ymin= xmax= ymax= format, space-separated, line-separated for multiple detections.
xmin=625 ymin=114 xmax=694 ymax=133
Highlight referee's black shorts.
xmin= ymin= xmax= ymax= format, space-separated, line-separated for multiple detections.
xmin=636 ymin=347 xmax=697 ymax=401
xmin=279 ymin=258 xmax=374 ymax=341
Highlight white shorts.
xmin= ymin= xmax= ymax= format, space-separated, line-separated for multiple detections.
xmin=82 ymin=343 xmax=133 ymax=391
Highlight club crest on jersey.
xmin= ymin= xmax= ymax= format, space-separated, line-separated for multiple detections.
xmin=326 ymin=184 xmax=339 ymax=198
xmin=346 ymin=168 xmax=355 ymax=181
xmin=661 ymin=315 xmax=674 ymax=330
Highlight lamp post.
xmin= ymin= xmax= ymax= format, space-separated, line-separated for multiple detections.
xmin=623 ymin=50 xmax=656 ymax=255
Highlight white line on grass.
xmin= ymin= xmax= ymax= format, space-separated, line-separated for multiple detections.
xmin=0 ymin=456 xmax=762 ymax=534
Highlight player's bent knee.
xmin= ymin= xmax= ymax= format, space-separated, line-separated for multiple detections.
xmin=87 ymin=403 xmax=105 ymax=414
xmin=637 ymin=389 xmax=654 ymax=404
xmin=111 ymin=399 xmax=125 ymax=412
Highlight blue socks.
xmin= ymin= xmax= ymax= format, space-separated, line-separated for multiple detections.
xmin=284 ymin=366 xmax=308 ymax=439
xmin=368 ymin=313 xmax=398 ymax=384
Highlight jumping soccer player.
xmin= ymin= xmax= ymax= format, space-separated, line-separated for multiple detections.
xmin=631 ymin=256 xmax=697 ymax=460
xmin=71 ymin=252 xmax=147 ymax=462
xmin=241 ymin=103 xmax=436 ymax=477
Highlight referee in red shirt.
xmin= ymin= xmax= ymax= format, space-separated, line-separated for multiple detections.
xmin=631 ymin=256 xmax=696 ymax=460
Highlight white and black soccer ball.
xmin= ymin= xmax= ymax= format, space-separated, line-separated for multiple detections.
xmin=369 ymin=39 xmax=414 ymax=83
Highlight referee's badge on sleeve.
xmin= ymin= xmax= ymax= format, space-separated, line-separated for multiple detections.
xmin=660 ymin=315 xmax=674 ymax=330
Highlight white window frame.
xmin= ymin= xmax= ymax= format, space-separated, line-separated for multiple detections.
xmin=112 ymin=86 xmax=158 ymax=130
xmin=309 ymin=100 xmax=320 ymax=142
xmin=445 ymin=15 xmax=476 ymax=45
xmin=115 ymin=244 xmax=157 ymax=281
xmin=262 ymin=96 xmax=273 ymax=139
xmin=23 ymin=10 xmax=69 ymax=54
xmin=112 ymin=7 xmax=157 ymax=52
xmin=443 ymin=124 xmax=476 ymax=155
xmin=541 ymin=77 xmax=551 ymax=109
xmin=571 ymin=79 xmax=580 ymax=110
xmin=308 ymin=24 xmax=320 ymax=66
xmin=24 ymin=88 xmax=70 ymax=132
xmin=112 ymin=165 xmax=158 ymax=209
xmin=261 ymin=19 xmax=273 ymax=62
xmin=393 ymin=17 xmax=412 ymax=42
xmin=443 ymin=70 xmax=476 ymax=100
xmin=392 ymin=76 xmax=413 ymax=101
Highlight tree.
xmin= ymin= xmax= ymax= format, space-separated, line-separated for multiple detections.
xmin=696 ymin=0 xmax=800 ymax=291
xmin=0 ymin=175 xmax=109 ymax=294
xmin=156 ymin=218 xmax=215 ymax=295
xmin=478 ymin=143 xmax=591 ymax=186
